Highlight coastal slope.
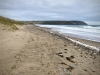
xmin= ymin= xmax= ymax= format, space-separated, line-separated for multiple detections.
xmin=0 ymin=16 xmax=24 ymax=30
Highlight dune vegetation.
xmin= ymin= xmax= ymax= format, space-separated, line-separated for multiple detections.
xmin=0 ymin=16 xmax=24 ymax=30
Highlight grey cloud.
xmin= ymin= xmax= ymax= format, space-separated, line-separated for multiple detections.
xmin=0 ymin=0 xmax=100 ymax=24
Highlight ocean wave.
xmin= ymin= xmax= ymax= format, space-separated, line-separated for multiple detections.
xmin=37 ymin=24 xmax=100 ymax=42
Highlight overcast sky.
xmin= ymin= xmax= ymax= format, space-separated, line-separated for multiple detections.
xmin=0 ymin=0 xmax=100 ymax=25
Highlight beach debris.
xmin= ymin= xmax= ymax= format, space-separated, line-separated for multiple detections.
xmin=57 ymin=66 xmax=67 ymax=72
xmin=60 ymin=62 xmax=68 ymax=65
xmin=64 ymin=45 xmax=67 ymax=46
xmin=63 ymin=68 xmax=67 ymax=72
xmin=66 ymin=56 xmax=75 ymax=63
xmin=64 ymin=49 xmax=67 ymax=50
xmin=62 ymin=67 xmax=67 ymax=72
xmin=83 ymin=69 xmax=87 ymax=71
xmin=70 ymin=55 xmax=74 ymax=59
xmin=66 ymin=57 xmax=71 ymax=61
xmin=56 ymin=52 xmax=64 ymax=57
xmin=59 ymin=61 xmax=75 ymax=71
xmin=91 ymin=68 xmax=95 ymax=72
xmin=70 ymin=66 xmax=74 ymax=69
xmin=66 ymin=65 xmax=75 ymax=72
xmin=92 ymin=70 xmax=95 ymax=72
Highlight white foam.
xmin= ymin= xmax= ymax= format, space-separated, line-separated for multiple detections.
xmin=68 ymin=38 xmax=100 ymax=52
xmin=37 ymin=24 xmax=100 ymax=42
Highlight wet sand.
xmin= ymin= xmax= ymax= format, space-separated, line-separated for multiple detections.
xmin=0 ymin=24 xmax=100 ymax=75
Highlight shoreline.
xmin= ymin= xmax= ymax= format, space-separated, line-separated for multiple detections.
xmin=34 ymin=24 xmax=100 ymax=54
xmin=36 ymin=24 xmax=100 ymax=46
xmin=65 ymin=35 xmax=100 ymax=48
xmin=63 ymin=33 xmax=100 ymax=43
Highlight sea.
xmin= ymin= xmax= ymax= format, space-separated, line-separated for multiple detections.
xmin=36 ymin=24 xmax=100 ymax=42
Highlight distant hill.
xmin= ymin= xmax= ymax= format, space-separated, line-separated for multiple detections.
xmin=24 ymin=21 xmax=87 ymax=25
xmin=0 ymin=16 xmax=24 ymax=30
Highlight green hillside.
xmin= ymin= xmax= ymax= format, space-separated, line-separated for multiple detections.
xmin=0 ymin=16 xmax=24 ymax=30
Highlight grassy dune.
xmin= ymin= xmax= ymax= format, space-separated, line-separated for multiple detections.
xmin=0 ymin=16 xmax=24 ymax=30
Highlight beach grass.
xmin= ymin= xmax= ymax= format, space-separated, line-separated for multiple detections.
xmin=0 ymin=16 xmax=24 ymax=30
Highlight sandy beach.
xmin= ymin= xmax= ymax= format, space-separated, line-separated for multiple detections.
xmin=0 ymin=24 xmax=100 ymax=75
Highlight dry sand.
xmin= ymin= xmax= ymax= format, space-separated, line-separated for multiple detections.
xmin=0 ymin=24 xmax=100 ymax=75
